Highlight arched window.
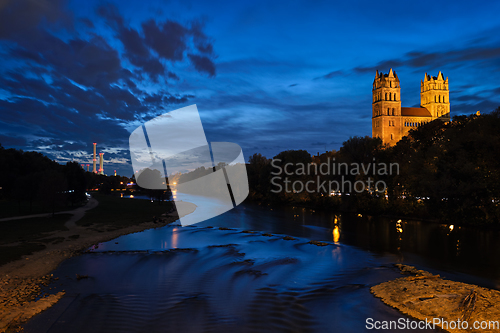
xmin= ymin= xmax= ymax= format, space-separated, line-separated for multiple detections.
xmin=387 ymin=108 xmax=390 ymax=115
xmin=385 ymin=93 xmax=388 ymax=100
xmin=392 ymin=108 xmax=395 ymax=116
xmin=391 ymin=134 xmax=393 ymax=140
xmin=443 ymin=96 xmax=445 ymax=103
xmin=435 ymin=96 xmax=437 ymax=103
xmin=394 ymin=93 xmax=397 ymax=100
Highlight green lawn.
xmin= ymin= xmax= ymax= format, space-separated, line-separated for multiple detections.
xmin=77 ymin=194 xmax=175 ymax=228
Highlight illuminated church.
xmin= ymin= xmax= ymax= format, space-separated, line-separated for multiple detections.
xmin=372 ymin=69 xmax=450 ymax=145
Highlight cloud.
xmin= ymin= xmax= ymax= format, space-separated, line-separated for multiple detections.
xmin=142 ymin=20 xmax=187 ymax=61
xmin=0 ymin=0 xmax=221 ymax=175
xmin=0 ymin=133 xmax=28 ymax=147
xmin=313 ymin=70 xmax=344 ymax=80
xmin=354 ymin=60 xmax=403 ymax=74
xmin=188 ymin=54 xmax=216 ymax=77
xmin=353 ymin=44 xmax=500 ymax=74
xmin=97 ymin=4 xmax=216 ymax=78
xmin=0 ymin=0 xmax=72 ymax=39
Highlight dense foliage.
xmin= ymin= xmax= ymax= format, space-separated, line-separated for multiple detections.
xmin=247 ymin=109 xmax=500 ymax=225
xmin=0 ymin=145 xmax=129 ymax=214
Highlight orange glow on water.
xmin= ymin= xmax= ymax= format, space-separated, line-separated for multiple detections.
xmin=333 ymin=225 xmax=340 ymax=243
xmin=171 ymin=228 xmax=178 ymax=248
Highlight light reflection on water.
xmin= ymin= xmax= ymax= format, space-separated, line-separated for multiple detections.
xmin=118 ymin=193 xmax=500 ymax=286
xmin=23 ymin=193 xmax=500 ymax=332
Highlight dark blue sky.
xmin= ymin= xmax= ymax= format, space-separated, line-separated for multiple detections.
xmin=1 ymin=0 xmax=500 ymax=176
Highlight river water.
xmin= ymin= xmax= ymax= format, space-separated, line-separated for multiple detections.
xmin=24 ymin=194 xmax=500 ymax=332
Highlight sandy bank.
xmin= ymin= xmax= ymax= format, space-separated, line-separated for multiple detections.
xmin=0 ymin=200 xmax=196 ymax=332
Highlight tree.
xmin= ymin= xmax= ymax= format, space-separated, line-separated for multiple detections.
xmin=64 ymin=161 xmax=87 ymax=206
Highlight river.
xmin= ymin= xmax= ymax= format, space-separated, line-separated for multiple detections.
xmin=23 ymin=194 xmax=500 ymax=332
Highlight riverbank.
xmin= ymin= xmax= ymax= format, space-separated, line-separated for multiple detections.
xmin=372 ymin=265 xmax=500 ymax=333
xmin=0 ymin=198 xmax=196 ymax=332
xmin=21 ymin=224 xmax=408 ymax=332
xmin=14 ymin=195 xmax=500 ymax=332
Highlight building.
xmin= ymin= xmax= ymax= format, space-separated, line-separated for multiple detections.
xmin=372 ymin=69 xmax=450 ymax=145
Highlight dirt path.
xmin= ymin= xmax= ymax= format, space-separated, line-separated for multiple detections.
xmin=64 ymin=198 xmax=98 ymax=229
xmin=0 ymin=198 xmax=98 ymax=226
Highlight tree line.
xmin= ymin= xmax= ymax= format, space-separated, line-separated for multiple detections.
xmin=0 ymin=145 xmax=131 ymax=215
xmin=246 ymin=109 xmax=500 ymax=225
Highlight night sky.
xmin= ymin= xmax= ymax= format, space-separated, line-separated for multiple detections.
xmin=1 ymin=0 xmax=500 ymax=177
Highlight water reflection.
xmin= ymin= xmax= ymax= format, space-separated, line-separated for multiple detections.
xmin=333 ymin=225 xmax=340 ymax=243
xmin=332 ymin=215 xmax=340 ymax=243
xmin=194 ymin=200 xmax=500 ymax=285
xmin=128 ymin=193 xmax=500 ymax=285
xmin=171 ymin=227 xmax=178 ymax=248
xmin=396 ymin=219 xmax=403 ymax=233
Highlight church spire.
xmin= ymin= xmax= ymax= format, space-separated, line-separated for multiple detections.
xmin=388 ymin=68 xmax=394 ymax=78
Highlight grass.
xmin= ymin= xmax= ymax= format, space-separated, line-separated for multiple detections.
xmin=0 ymin=214 xmax=70 ymax=266
xmin=77 ymin=193 xmax=175 ymax=228
xmin=0 ymin=194 xmax=175 ymax=267
xmin=0 ymin=214 xmax=71 ymax=245
xmin=0 ymin=198 xmax=83 ymax=219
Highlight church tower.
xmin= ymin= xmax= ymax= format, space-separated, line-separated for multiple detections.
xmin=420 ymin=71 xmax=450 ymax=121
xmin=372 ymin=69 xmax=402 ymax=144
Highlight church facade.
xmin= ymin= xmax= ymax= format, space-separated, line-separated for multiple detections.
xmin=372 ymin=69 xmax=450 ymax=145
